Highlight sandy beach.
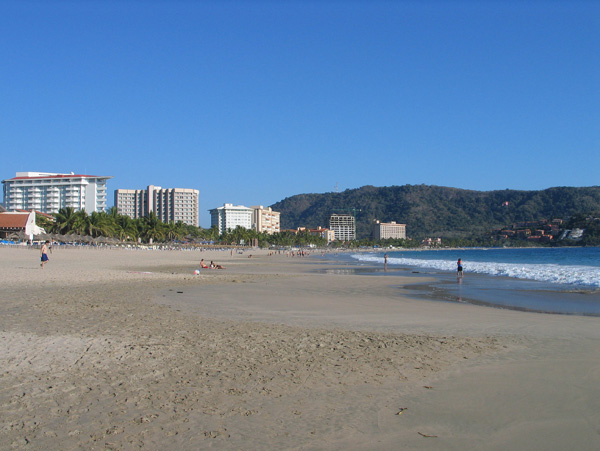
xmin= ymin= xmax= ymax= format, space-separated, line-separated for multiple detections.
xmin=1 ymin=246 xmax=599 ymax=450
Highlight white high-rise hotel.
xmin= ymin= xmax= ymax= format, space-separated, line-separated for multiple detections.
xmin=209 ymin=204 xmax=281 ymax=235
xmin=2 ymin=172 xmax=112 ymax=214
xmin=209 ymin=204 xmax=253 ymax=234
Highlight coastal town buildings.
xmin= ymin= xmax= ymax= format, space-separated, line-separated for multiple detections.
xmin=309 ymin=226 xmax=335 ymax=243
xmin=286 ymin=226 xmax=335 ymax=243
xmin=2 ymin=172 xmax=112 ymax=214
xmin=251 ymin=206 xmax=281 ymax=235
xmin=491 ymin=218 xmax=564 ymax=243
xmin=329 ymin=213 xmax=356 ymax=241
xmin=209 ymin=203 xmax=253 ymax=234
xmin=372 ymin=220 xmax=407 ymax=240
xmin=114 ymin=185 xmax=199 ymax=227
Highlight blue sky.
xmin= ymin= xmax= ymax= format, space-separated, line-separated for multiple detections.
xmin=2 ymin=0 xmax=598 ymax=227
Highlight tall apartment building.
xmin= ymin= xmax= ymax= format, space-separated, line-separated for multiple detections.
xmin=209 ymin=203 xmax=253 ymax=234
xmin=329 ymin=213 xmax=356 ymax=241
xmin=114 ymin=185 xmax=199 ymax=226
xmin=251 ymin=206 xmax=280 ymax=235
xmin=2 ymin=172 xmax=112 ymax=214
xmin=372 ymin=220 xmax=406 ymax=240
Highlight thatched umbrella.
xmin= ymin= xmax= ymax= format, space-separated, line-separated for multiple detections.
xmin=53 ymin=234 xmax=69 ymax=243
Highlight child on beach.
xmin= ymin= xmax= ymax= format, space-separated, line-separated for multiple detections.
xmin=457 ymin=258 xmax=463 ymax=278
xmin=40 ymin=240 xmax=50 ymax=269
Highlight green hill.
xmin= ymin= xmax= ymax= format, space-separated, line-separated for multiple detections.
xmin=270 ymin=185 xmax=600 ymax=239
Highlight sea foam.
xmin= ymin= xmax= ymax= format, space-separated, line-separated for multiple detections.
xmin=351 ymin=254 xmax=600 ymax=288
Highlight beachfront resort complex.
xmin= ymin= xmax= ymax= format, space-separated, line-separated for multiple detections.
xmin=115 ymin=185 xmax=200 ymax=227
xmin=2 ymin=172 xmax=112 ymax=214
xmin=2 ymin=171 xmax=408 ymax=241
xmin=209 ymin=203 xmax=281 ymax=235
xmin=372 ymin=220 xmax=407 ymax=240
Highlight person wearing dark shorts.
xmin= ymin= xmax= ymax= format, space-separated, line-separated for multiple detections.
xmin=457 ymin=258 xmax=463 ymax=278
xmin=40 ymin=240 xmax=50 ymax=269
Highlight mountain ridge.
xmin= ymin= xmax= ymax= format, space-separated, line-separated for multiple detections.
xmin=270 ymin=185 xmax=600 ymax=239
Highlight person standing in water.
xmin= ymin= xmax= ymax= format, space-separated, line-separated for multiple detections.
xmin=457 ymin=258 xmax=463 ymax=278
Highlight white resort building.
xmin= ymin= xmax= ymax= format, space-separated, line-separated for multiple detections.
xmin=209 ymin=203 xmax=254 ymax=234
xmin=2 ymin=172 xmax=112 ymax=214
xmin=372 ymin=220 xmax=407 ymax=240
xmin=114 ymin=185 xmax=199 ymax=227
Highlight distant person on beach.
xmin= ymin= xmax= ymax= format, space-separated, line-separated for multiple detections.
xmin=457 ymin=258 xmax=463 ymax=278
xmin=200 ymin=259 xmax=209 ymax=268
xmin=40 ymin=240 xmax=50 ymax=269
xmin=384 ymin=253 xmax=388 ymax=271
xmin=210 ymin=261 xmax=226 ymax=270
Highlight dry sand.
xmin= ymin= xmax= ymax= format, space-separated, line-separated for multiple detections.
xmin=1 ymin=246 xmax=599 ymax=450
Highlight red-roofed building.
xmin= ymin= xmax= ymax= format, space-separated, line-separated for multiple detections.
xmin=2 ymin=172 xmax=112 ymax=214
xmin=0 ymin=211 xmax=45 ymax=238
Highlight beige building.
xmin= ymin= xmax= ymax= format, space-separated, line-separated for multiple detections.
xmin=372 ymin=220 xmax=406 ymax=240
xmin=251 ymin=206 xmax=280 ymax=235
xmin=309 ymin=226 xmax=335 ymax=243
xmin=114 ymin=185 xmax=199 ymax=226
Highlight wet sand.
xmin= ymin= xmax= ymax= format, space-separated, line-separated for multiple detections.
xmin=1 ymin=246 xmax=599 ymax=449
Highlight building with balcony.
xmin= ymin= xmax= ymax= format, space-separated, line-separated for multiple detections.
xmin=209 ymin=203 xmax=254 ymax=234
xmin=114 ymin=185 xmax=199 ymax=227
xmin=329 ymin=213 xmax=356 ymax=241
xmin=372 ymin=220 xmax=407 ymax=240
xmin=251 ymin=206 xmax=281 ymax=235
xmin=2 ymin=172 xmax=112 ymax=214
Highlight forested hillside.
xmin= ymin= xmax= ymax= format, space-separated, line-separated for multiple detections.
xmin=270 ymin=185 xmax=600 ymax=239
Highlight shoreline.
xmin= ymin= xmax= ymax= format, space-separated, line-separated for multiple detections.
xmin=331 ymin=248 xmax=600 ymax=316
xmin=1 ymin=247 xmax=600 ymax=449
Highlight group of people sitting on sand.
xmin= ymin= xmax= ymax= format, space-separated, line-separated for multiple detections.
xmin=199 ymin=259 xmax=226 ymax=270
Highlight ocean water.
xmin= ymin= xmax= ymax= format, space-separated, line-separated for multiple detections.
xmin=334 ymin=247 xmax=600 ymax=316
xmin=351 ymin=247 xmax=600 ymax=287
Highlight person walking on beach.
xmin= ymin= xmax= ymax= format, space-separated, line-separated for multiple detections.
xmin=40 ymin=240 xmax=50 ymax=269
xmin=457 ymin=258 xmax=463 ymax=278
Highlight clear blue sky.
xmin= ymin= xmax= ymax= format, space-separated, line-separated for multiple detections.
xmin=2 ymin=0 xmax=598 ymax=227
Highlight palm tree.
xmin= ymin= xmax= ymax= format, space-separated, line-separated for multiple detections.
xmin=53 ymin=207 xmax=77 ymax=234
xmin=115 ymin=215 xmax=138 ymax=242
xmin=72 ymin=209 xmax=94 ymax=236
xmin=142 ymin=212 xmax=165 ymax=243
xmin=90 ymin=211 xmax=116 ymax=238
xmin=164 ymin=221 xmax=184 ymax=242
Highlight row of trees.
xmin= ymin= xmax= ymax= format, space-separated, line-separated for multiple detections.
xmin=36 ymin=207 xmax=203 ymax=243
xmin=35 ymin=207 xmax=328 ymax=247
